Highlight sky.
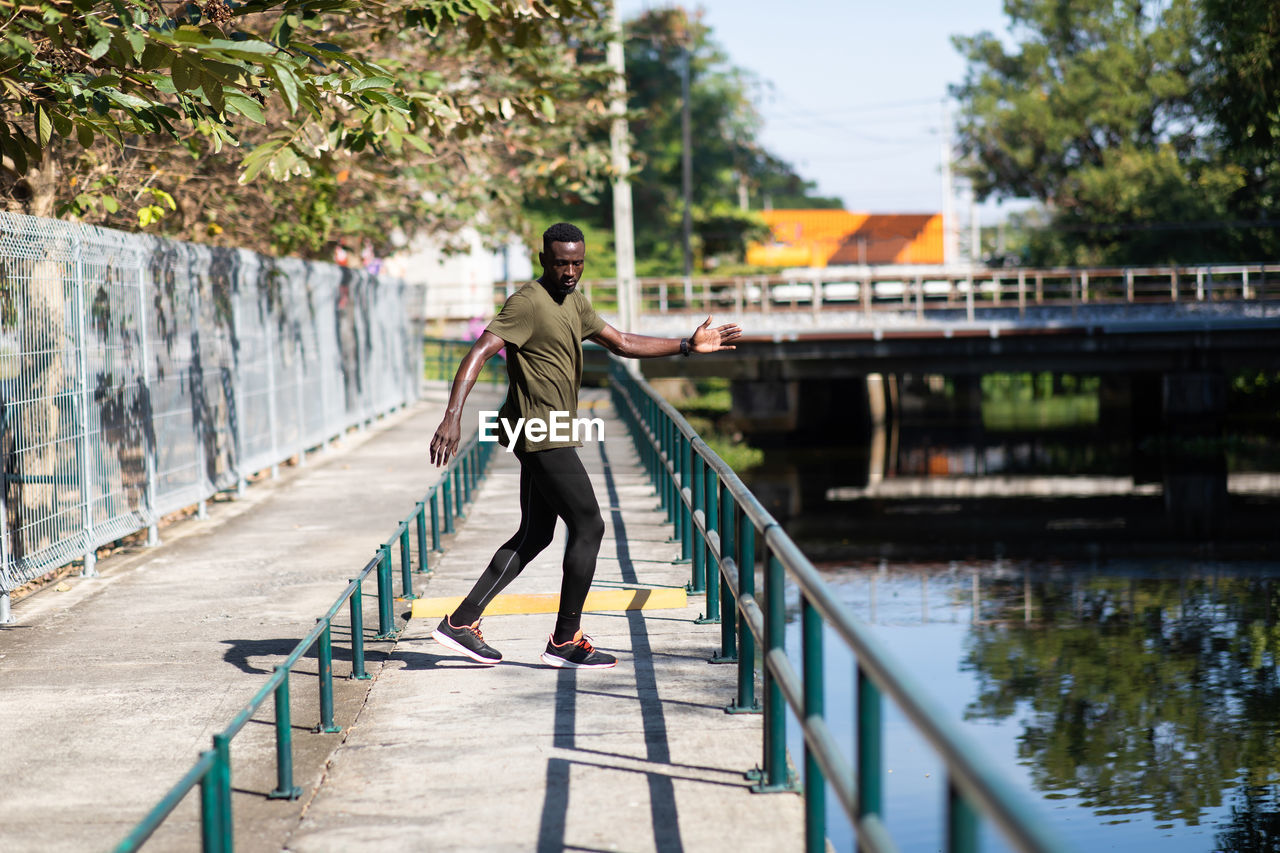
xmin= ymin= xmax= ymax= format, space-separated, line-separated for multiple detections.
xmin=619 ymin=1 xmax=1024 ymax=224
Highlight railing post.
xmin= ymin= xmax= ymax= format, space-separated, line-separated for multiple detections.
xmin=199 ymin=749 xmax=220 ymax=852
xmin=442 ymin=477 xmax=454 ymax=534
xmin=453 ymin=466 xmax=464 ymax=518
xmin=349 ymin=578 xmax=370 ymax=680
xmin=802 ymin=595 xmax=826 ymax=853
xmin=727 ymin=509 xmax=759 ymax=714
xmin=268 ymin=667 xmax=302 ymax=799
xmin=374 ymin=545 xmax=396 ymax=639
xmin=399 ymin=524 xmax=416 ymax=600
xmin=754 ymin=551 xmax=796 ymax=791
xmin=697 ymin=459 xmax=720 ymax=624
xmin=317 ymin=619 xmax=341 ymax=733
xmin=857 ymin=663 xmax=883 ymax=826
xmin=947 ymin=779 xmax=979 ymax=853
xmin=712 ymin=484 xmax=737 ymax=662
xmin=689 ymin=450 xmax=705 ymax=592
xmin=679 ymin=434 xmax=694 ymax=567
xmin=210 ymin=733 xmax=233 ymax=853
xmin=1017 ymin=270 xmax=1026 ymax=318
xmin=430 ymin=490 xmax=442 ymax=550
xmin=415 ymin=501 xmax=430 ymax=573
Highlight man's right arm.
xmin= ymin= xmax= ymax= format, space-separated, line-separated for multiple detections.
xmin=429 ymin=331 xmax=507 ymax=465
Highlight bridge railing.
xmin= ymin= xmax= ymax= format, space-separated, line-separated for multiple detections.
xmin=608 ymin=359 xmax=1072 ymax=853
xmin=509 ymin=262 xmax=1279 ymax=321
xmin=113 ymin=431 xmax=498 ymax=852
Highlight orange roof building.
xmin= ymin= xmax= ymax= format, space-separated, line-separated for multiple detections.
xmin=747 ymin=210 xmax=945 ymax=267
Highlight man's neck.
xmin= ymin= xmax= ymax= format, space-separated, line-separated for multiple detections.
xmin=537 ymin=276 xmax=572 ymax=304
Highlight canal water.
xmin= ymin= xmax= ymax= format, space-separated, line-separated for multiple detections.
xmin=735 ymin=370 xmax=1280 ymax=852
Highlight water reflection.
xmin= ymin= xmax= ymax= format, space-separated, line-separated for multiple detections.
xmin=747 ymin=370 xmax=1280 ymax=851
xmin=801 ymin=562 xmax=1280 ymax=852
xmin=966 ymin=570 xmax=1280 ymax=831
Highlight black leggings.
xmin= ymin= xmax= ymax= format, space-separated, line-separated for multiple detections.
xmin=451 ymin=446 xmax=604 ymax=642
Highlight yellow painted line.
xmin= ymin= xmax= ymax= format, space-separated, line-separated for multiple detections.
xmin=410 ymin=587 xmax=687 ymax=618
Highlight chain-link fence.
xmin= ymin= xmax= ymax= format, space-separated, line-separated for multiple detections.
xmin=0 ymin=212 xmax=421 ymax=612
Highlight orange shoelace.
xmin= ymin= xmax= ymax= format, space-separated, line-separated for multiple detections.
xmin=576 ymin=634 xmax=595 ymax=652
xmin=466 ymin=621 xmax=485 ymax=641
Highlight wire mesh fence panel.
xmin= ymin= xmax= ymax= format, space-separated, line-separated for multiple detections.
xmin=0 ymin=212 xmax=419 ymax=593
xmin=0 ymin=216 xmax=87 ymax=585
xmin=76 ymin=225 xmax=152 ymax=550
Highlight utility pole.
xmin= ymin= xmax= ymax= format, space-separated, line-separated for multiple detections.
xmin=941 ymin=99 xmax=957 ymax=268
xmin=680 ymin=42 xmax=694 ymax=301
xmin=608 ymin=1 xmax=637 ymax=333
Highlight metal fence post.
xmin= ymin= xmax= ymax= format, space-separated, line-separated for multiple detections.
xmin=268 ymin=667 xmax=302 ymax=799
xmin=349 ymin=578 xmax=370 ymax=680
xmin=711 ymin=483 xmax=737 ymax=662
xmin=73 ymin=242 xmax=98 ymax=577
xmin=210 ymin=733 xmax=233 ymax=853
xmin=415 ymin=501 xmax=430 ymax=573
xmin=399 ymin=524 xmax=416 ymax=599
xmin=857 ymin=662 xmax=883 ymax=824
xmin=948 ymin=779 xmax=979 ymax=853
xmin=802 ymin=595 xmax=826 ymax=852
xmin=430 ymin=490 xmax=442 ymax=550
xmin=680 ymin=434 xmax=694 ymax=567
xmin=442 ymin=478 xmax=454 ymax=534
xmin=689 ymin=450 xmax=705 ymax=592
xmin=727 ymin=509 xmax=759 ymax=714
xmin=264 ymin=286 xmax=279 ymax=479
xmin=137 ymin=256 xmax=161 ymax=541
xmin=374 ymin=545 xmax=395 ymax=639
xmin=317 ymin=619 xmax=341 ymax=733
xmin=754 ymin=551 xmax=796 ymax=791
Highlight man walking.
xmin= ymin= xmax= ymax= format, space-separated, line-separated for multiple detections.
xmin=428 ymin=222 xmax=741 ymax=669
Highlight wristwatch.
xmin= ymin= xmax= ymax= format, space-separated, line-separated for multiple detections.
xmin=680 ymin=337 xmax=691 ymax=357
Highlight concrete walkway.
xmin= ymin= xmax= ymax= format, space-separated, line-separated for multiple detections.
xmin=0 ymin=384 xmax=802 ymax=852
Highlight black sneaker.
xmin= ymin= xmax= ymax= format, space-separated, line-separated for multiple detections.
xmin=432 ymin=616 xmax=502 ymax=664
xmin=541 ymin=631 xmax=617 ymax=669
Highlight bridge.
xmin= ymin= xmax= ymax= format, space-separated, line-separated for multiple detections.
xmin=565 ymin=263 xmax=1280 ymax=441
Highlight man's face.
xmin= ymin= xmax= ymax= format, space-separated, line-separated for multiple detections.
xmin=540 ymin=240 xmax=585 ymax=293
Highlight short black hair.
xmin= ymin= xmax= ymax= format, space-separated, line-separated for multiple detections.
xmin=542 ymin=222 xmax=585 ymax=252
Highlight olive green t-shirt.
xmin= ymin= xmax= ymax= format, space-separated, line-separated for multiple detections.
xmin=486 ymin=280 xmax=607 ymax=453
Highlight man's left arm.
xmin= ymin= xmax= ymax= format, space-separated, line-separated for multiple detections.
xmin=589 ymin=315 xmax=742 ymax=358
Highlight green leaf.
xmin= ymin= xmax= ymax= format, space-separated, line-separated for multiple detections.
xmin=172 ymin=58 xmax=195 ymax=92
xmin=102 ymin=195 xmax=119 ymax=214
xmin=206 ymin=39 xmax=278 ymax=56
xmin=268 ymin=65 xmax=299 ymax=114
xmin=51 ymin=110 xmax=72 ymax=137
xmin=348 ymin=76 xmax=395 ymax=93
xmin=76 ymin=124 xmax=94 ymax=148
xmin=141 ymin=42 xmax=168 ymax=71
xmin=202 ymin=72 xmax=225 ymax=115
xmin=36 ymin=105 xmax=53 ymax=147
xmin=223 ymin=91 xmax=265 ymax=124
xmin=540 ymin=95 xmax=556 ymax=122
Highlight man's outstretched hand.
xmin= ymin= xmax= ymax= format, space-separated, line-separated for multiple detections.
xmin=690 ymin=316 xmax=743 ymax=353
xmin=429 ymin=415 xmax=461 ymax=466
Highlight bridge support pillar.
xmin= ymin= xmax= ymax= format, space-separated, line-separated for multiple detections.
xmin=729 ymin=375 xmax=891 ymax=442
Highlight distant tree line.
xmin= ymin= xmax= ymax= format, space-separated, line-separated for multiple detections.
xmin=952 ymin=0 xmax=1280 ymax=265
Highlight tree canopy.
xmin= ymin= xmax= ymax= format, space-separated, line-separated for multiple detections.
xmin=0 ymin=0 xmax=612 ymax=257
xmin=951 ymin=0 xmax=1280 ymax=265
xmin=532 ymin=6 xmax=840 ymax=277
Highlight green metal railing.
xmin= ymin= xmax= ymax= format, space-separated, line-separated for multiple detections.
xmin=424 ymin=337 xmax=505 ymax=386
xmin=609 ymin=359 xmax=1073 ymax=853
xmin=114 ymin=433 xmax=498 ymax=853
